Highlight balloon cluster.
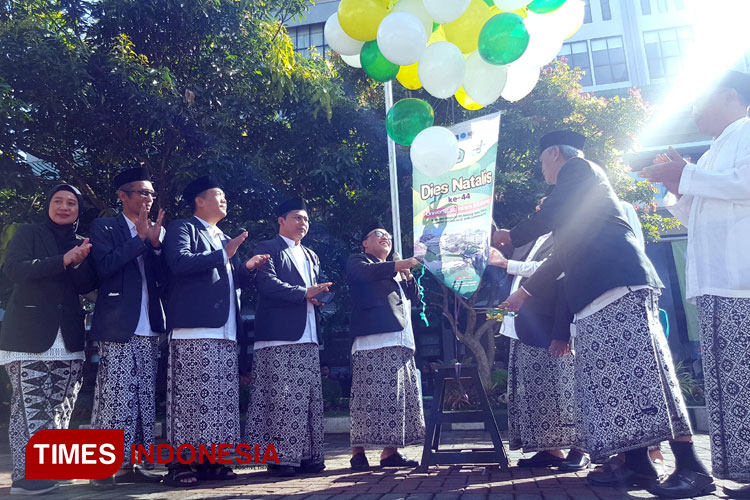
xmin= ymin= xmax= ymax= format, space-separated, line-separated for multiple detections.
xmin=325 ymin=0 xmax=585 ymax=177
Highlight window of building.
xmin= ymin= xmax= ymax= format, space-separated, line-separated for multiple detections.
xmin=287 ymin=23 xmax=329 ymax=59
xmin=558 ymin=41 xmax=593 ymax=86
xmin=657 ymin=0 xmax=668 ymax=12
xmin=600 ymin=0 xmax=612 ymax=20
xmin=644 ymin=27 xmax=694 ymax=79
xmin=583 ymin=0 xmax=592 ymax=23
xmin=591 ymin=36 xmax=628 ymax=84
xmin=674 ymin=0 xmax=685 ymax=9
xmin=641 ymin=0 xmax=651 ymax=15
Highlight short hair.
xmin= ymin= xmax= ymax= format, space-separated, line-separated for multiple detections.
xmin=545 ymin=144 xmax=584 ymax=160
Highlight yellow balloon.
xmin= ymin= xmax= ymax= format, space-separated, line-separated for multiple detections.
xmin=396 ymin=62 xmax=422 ymax=90
xmin=337 ymin=0 xmax=391 ymax=42
xmin=427 ymin=24 xmax=447 ymax=45
xmin=444 ymin=0 xmax=494 ymax=54
xmin=455 ymin=87 xmax=484 ymax=110
xmin=491 ymin=6 xmax=528 ymax=17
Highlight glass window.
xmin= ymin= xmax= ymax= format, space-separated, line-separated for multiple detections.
xmin=287 ymin=23 xmax=330 ymax=59
xmin=600 ymin=0 xmax=612 ymax=20
xmin=583 ymin=0 xmax=592 ymax=23
xmin=674 ymin=0 xmax=685 ymax=9
xmin=558 ymin=41 xmax=593 ymax=86
xmin=640 ymin=0 xmax=651 ymax=14
xmin=657 ymin=0 xmax=668 ymax=12
xmin=643 ymin=27 xmax=694 ymax=79
xmin=591 ymin=36 xmax=629 ymax=84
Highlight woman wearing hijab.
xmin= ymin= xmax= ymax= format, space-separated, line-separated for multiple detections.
xmin=0 ymin=184 xmax=97 ymax=496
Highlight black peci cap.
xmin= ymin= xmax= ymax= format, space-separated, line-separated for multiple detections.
xmin=539 ymin=130 xmax=586 ymax=154
xmin=182 ymin=175 xmax=222 ymax=205
xmin=112 ymin=167 xmax=151 ymax=191
xmin=275 ymin=197 xmax=307 ymax=218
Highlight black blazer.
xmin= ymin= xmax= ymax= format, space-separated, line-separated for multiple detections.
xmin=509 ymin=236 xmax=572 ymax=348
xmin=253 ymin=235 xmax=320 ymax=343
xmin=346 ymin=253 xmax=420 ymax=338
xmin=510 ymin=157 xmax=662 ymax=314
xmin=0 ymin=224 xmax=97 ymax=353
xmin=88 ymin=213 xmax=168 ymax=342
xmin=162 ymin=217 xmax=253 ymax=332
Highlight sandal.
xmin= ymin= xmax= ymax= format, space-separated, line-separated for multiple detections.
xmin=164 ymin=465 xmax=200 ymax=488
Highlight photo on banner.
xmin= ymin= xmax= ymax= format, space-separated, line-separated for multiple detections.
xmin=412 ymin=112 xmax=501 ymax=298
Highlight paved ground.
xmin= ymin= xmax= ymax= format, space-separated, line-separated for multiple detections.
xmin=0 ymin=432 xmax=731 ymax=499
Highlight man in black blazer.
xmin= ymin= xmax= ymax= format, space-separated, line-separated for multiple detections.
xmin=492 ymin=231 xmax=587 ymax=472
xmin=162 ymin=175 xmax=269 ymax=487
xmin=496 ymin=131 xmax=711 ymax=495
xmin=245 ymin=198 xmax=331 ymax=477
xmin=346 ymin=221 xmax=424 ymax=471
xmin=88 ymin=167 xmax=167 ymax=487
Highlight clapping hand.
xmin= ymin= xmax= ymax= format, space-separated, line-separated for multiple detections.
xmin=224 ymin=231 xmax=248 ymax=258
xmin=245 ymin=254 xmax=270 ymax=270
xmin=638 ymin=147 xmax=686 ymax=195
xmin=147 ymin=209 xmax=165 ymax=248
xmin=63 ymin=238 xmax=92 ymax=268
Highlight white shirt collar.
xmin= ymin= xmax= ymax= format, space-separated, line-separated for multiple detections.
xmin=124 ymin=214 xmax=137 ymax=232
xmin=714 ymin=117 xmax=748 ymax=144
xmin=280 ymin=234 xmax=300 ymax=248
xmin=195 ymin=216 xmax=222 ymax=236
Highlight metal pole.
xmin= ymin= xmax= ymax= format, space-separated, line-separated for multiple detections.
xmin=384 ymin=80 xmax=403 ymax=257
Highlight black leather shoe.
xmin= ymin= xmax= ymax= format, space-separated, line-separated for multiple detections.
xmin=647 ymin=469 xmax=715 ymax=499
xmin=586 ymin=463 xmax=658 ymax=487
xmin=517 ymin=451 xmax=566 ymax=468
xmin=380 ymin=452 xmax=419 ymax=468
xmin=274 ymin=465 xmax=297 ymax=477
xmin=558 ymin=450 xmax=591 ymax=471
xmin=298 ymin=460 xmax=325 ymax=474
xmin=350 ymin=453 xmax=370 ymax=471
xmin=724 ymin=484 xmax=750 ymax=499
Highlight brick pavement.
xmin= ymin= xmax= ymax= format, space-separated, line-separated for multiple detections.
xmin=0 ymin=432 xmax=729 ymax=499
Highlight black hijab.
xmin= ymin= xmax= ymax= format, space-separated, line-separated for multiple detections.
xmin=45 ymin=184 xmax=84 ymax=252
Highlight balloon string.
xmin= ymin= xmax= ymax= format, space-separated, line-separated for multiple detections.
xmin=416 ymin=265 xmax=429 ymax=327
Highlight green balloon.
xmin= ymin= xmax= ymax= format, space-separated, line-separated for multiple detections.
xmin=478 ymin=13 xmax=530 ymax=66
xmin=481 ymin=0 xmax=494 ymax=7
xmin=527 ymin=0 xmax=567 ymax=14
xmin=386 ymin=98 xmax=434 ymax=146
xmin=360 ymin=41 xmax=399 ymax=83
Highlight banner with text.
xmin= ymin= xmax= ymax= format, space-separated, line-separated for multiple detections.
xmin=413 ymin=112 xmax=500 ymax=298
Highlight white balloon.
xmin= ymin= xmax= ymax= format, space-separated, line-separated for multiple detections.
xmin=410 ymin=126 xmax=459 ymax=177
xmin=501 ymin=64 xmax=540 ymax=102
xmin=341 ymin=53 xmax=362 ymax=68
xmin=418 ymin=41 xmax=466 ymax=99
xmin=493 ymin=0 xmax=530 ymax=9
xmin=512 ymin=12 xmax=564 ymax=68
xmin=463 ymin=52 xmax=508 ymax=106
xmin=422 ymin=0 xmax=470 ymax=23
xmin=377 ymin=12 xmax=427 ymax=66
xmin=324 ymin=13 xmax=364 ymax=56
xmin=551 ymin=0 xmax=585 ymax=39
xmin=393 ymin=0 xmax=434 ymax=39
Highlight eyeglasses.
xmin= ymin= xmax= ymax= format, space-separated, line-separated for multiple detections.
xmin=122 ymin=189 xmax=158 ymax=199
xmin=368 ymin=229 xmax=392 ymax=240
